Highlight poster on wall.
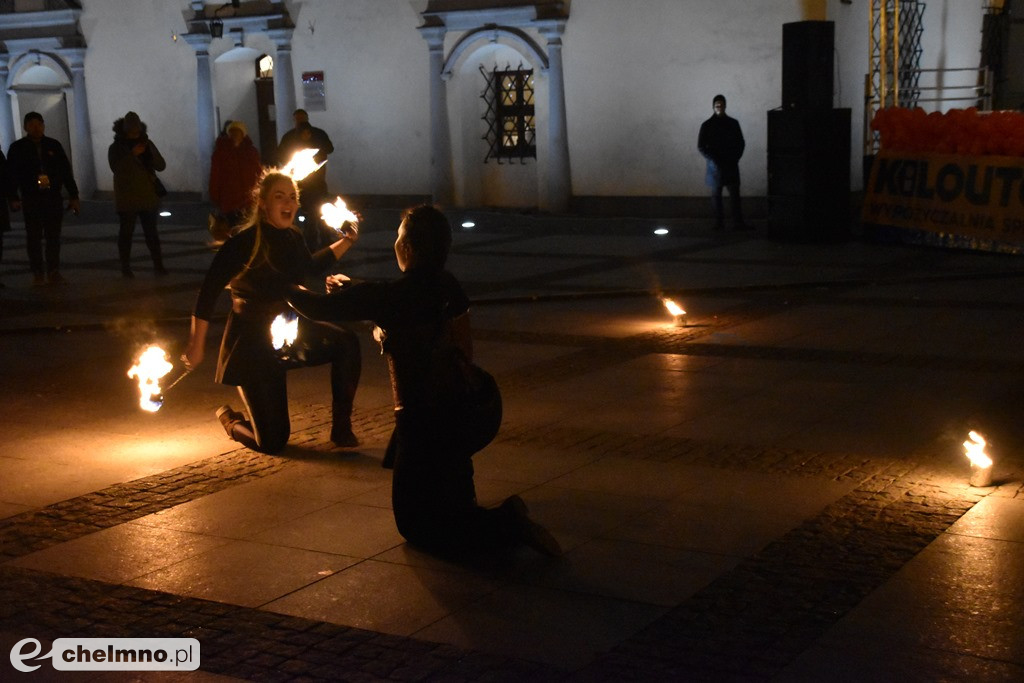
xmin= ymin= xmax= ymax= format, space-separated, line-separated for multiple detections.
xmin=302 ymin=71 xmax=326 ymax=112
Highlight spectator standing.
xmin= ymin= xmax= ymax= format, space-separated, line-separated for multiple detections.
xmin=698 ymin=94 xmax=748 ymax=231
xmin=276 ymin=108 xmax=334 ymax=250
xmin=209 ymin=120 xmax=262 ymax=238
xmin=7 ymin=112 xmax=80 ymax=286
xmin=108 ymin=111 xmax=167 ymax=277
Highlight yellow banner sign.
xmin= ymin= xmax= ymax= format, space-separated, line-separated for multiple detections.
xmin=863 ymin=151 xmax=1024 ymax=244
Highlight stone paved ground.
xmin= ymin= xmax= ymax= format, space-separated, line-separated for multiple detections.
xmin=2 ymin=203 xmax=1024 ymax=680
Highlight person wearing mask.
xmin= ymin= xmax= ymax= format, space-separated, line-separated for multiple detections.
xmin=276 ymin=109 xmax=334 ymax=250
xmin=7 ymin=112 xmax=80 ymax=286
xmin=108 ymin=111 xmax=167 ymax=277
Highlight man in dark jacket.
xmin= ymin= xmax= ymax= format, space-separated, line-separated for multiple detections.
xmin=698 ymin=94 xmax=748 ymax=231
xmin=8 ymin=111 xmax=80 ymax=285
xmin=276 ymin=108 xmax=335 ymax=250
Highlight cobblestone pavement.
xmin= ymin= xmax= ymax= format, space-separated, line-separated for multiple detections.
xmin=2 ymin=203 xmax=1024 ymax=680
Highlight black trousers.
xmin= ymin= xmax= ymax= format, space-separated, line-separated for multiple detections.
xmin=24 ymin=203 xmax=64 ymax=276
xmin=227 ymin=320 xmax=361 ymax=454
xmin=118 ymin=210 xmax=163 ymax=270
xmin=390 ymin=406 xmax=520 ymax=554
xmin=711 ymin=181 xmax=743 ymax=227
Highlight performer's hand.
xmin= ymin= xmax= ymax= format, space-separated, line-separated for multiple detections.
xmin=181 ymin=346 xmax=203 ymax=371
xmin=67 ymin=198 xmax=81 ymax=216
xmin=325 ymin=273 xmax=350 ymax=293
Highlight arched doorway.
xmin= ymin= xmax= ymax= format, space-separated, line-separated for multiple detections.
xmin=449 ymin=40 xmax=544 ymax=208
xmin=10 ymin=59 xmax=72 ymax=165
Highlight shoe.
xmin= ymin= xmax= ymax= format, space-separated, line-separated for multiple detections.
xmin=215 ymin=404 xmax=245 ymax=438
xmin=47 ymin=271 xmax=68 ymax=285
xmin=32 ymin=274 xmax=46 ymax=287
xmin=503 ymin=495 xmax=562 ymax=557
xmin=121 ymin=267 xmax=135 ymax=279
xmin=330 ymin=428 xmax=360 ymax=448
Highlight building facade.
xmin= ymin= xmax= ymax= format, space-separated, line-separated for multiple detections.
xmin=0 ymin=0 xmax=986 ymax=212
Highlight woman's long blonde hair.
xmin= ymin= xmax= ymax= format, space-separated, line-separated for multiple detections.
xmin=238 ymin=169 xmax=300 ymax=270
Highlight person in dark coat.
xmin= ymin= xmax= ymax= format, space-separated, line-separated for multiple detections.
xmin=0 ymin=148 xmax=16 ymax=288
xmin=7 ymin=112 xmax=80 ymax=286
xmin=108 ymin=111 xmax=167 ymax=277
xmin=276 ymin=109 xmax=335 ymax=251
xmin=698 ymin=94 xmax=748 ymax=231
xmin=286 ymin=205 xmax=561 ymax=557
xmin=182 ymin=169 xmax=362 ymax=454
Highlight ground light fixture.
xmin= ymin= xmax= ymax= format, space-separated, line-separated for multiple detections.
xmin=963 ymin=430 xmax=994 ymax=487
xmin=653 ymin=227 xmax=669 ymax=235
xmin=159 ymin=211 xmax=171 ymax=217
xmin=461 ymin=220 xmax=476 ymax=229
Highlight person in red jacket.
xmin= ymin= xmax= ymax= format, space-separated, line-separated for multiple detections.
xmin=209 ymin=120 xmax=262 ymax=241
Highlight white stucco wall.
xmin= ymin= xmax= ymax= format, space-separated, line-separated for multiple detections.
xmin=286 ymin=0 xmax=429 ymax=196
xmin=80 ymin=0 xmax=201 ymax=194
xmin=66 ymin=0 xmax=990 ymax=203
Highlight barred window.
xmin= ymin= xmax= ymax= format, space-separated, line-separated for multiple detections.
xmin=481 ymin=63 xmax=536 ymax=163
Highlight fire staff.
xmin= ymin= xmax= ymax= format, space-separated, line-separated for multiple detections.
xmin=182 ymin=170 xmax=361 ymax=453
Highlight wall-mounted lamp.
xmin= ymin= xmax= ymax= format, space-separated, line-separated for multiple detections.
xmin=210 ymin=17 xmax=224 ymax=38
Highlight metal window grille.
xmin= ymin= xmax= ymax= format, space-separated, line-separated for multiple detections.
xmin=481 ymin=62 xmax=536 ymax=163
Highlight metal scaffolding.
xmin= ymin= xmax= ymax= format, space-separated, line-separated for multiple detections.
xmin=865 ymin=1 xmax=926 ymax=154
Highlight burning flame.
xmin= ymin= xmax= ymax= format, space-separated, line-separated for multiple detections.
xmin=963 ymin=430 xmax=993 ymax=468
xmin=127 ymin=345 xmax=173 ymax=412
xmin=320 ymin=196 xmax=360 ymax=235
xmin=280 ymin=148 xmax=325 ymax=181
xmin=662 ymin=298 xmax=686 ymax=318
xmin=271 ymin=313 xmax=298 ymax=351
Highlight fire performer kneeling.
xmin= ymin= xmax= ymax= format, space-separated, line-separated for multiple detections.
xmin=182 ymin=170 xmax=361 ymax=453
xmin=286 ymin=205 xmax=560 ymax=556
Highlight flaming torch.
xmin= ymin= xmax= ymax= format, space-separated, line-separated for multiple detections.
xmin=662 ymin=298 xmax=686 ymax=326
xmin=320 ymin=196 xmax=360 ymax=238
xmin=963 ymin=430 xmax=994 ymax=487
xmin=271 ymin=313 xmax=298 ymax=355
xmin=127 ymin=345 xmax=174 ymax=412
xmin=280 ymin=148 xmax=325 ymax=182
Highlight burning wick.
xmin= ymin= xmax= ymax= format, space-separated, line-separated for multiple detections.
xmin=280 ymin=148 xmax=325 ymax=182
xmin=662 ymin=298 xmax=686 ymax=326
xmin=963 ymin=430 xmax=994 ymax=487
xmin=271 ymin=313 xmax=298 ymax=351
xmin=127 ymin=345 xmax=174 ymax=412
xmin=320 ymin=196 xmax=360 ymax=237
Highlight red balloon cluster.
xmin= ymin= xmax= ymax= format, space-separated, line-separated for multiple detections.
xmin=871 ymin=107 xmax=1024 ymax=157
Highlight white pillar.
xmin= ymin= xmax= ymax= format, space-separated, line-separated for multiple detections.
xmin=267 ymin=28 xmax=296 ymax=143
xmin=184 ymin=33 xmax=216 ymax=200
xmin=538 ymin=21 xmax=571 ymax=213
xmin=0 ymin=64 xmax=14 ymax=155
xmin=60 ymin=48 xmax=95 ymax=197
xmin=419 ymin=25 xmax=454 ymax=206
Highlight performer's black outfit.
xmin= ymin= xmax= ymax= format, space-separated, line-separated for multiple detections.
xmin=192 ymin=223 xmax=360 ymax=453
xmin=288 ymin=268 xmax=522 ymax=553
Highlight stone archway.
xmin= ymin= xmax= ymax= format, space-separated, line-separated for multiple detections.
xmin=418 ymin=4 xmax=570 ymax=211
xmin=5 ymin=48 xmax=94 ymax=196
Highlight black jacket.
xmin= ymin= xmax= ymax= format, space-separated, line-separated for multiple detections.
xmin=7 ymin=135 xmax=79 ymax=205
